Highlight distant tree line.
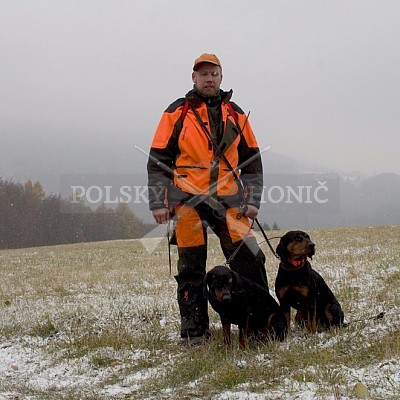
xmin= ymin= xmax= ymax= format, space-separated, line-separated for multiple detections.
xmin=254 ymin=221 xmax=280 ymax=231
xmin=0 ymin=178 xmax=154 ymax=249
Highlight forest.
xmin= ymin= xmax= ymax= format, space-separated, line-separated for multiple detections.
xmin=0 ymin=178 xmax=153 ymax=249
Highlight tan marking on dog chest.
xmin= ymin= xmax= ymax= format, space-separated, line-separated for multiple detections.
xmin=292 ymin=285 xmax=309 ymax=297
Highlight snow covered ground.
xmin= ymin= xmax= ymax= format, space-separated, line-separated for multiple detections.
xmin=0 ymin=225 xmax=399 ymax=399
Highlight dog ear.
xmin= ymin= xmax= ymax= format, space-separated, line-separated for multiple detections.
xmin=276 ymin=239 xmax=287 ymax=259
xmin=306 ymin=235 xmax=315 ymax=260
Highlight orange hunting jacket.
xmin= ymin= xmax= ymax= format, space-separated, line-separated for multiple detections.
xmin=147 ymin=89 xmax=263 ymax=210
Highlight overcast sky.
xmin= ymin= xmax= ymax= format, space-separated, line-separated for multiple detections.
xmin=1 ymin=0 xmax=400 ymax=178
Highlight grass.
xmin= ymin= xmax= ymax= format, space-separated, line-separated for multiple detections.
xmin=0 ymin=225 xmax=399 ymax=399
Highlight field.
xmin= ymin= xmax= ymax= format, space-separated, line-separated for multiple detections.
xmin=0 ymin=225 xmax=399 ymax=399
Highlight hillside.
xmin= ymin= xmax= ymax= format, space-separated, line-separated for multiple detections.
xmin=1 ymin=134 xmax=399 ymax=229
xmin=0 ymin=225 xmax=399 ymax=399
xmin=262 ymin=172 xmax=400 ymax=229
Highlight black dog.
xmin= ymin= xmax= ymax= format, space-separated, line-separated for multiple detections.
xmin=205 ymin=265 xmax=286 ymax=348
xmin=275 ymin=231 xmax=344 ymax=334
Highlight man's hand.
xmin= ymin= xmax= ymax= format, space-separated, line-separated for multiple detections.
xmin=244 ymin=204 xmax=259 ymax=220
xmin=152 ymin=208 xmax=170 ymax=224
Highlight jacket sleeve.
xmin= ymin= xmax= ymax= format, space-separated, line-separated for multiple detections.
xmin=147 ymin=99 xmax=184 ymax=210
xmin=232 ymin=103 xmax=264 ymax=209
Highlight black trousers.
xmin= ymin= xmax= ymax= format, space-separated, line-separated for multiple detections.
xmin=174 ymin=203 xmax=268 ymax=338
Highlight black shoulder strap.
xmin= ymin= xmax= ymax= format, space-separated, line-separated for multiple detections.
xmin=180 ymin=99 xmax=239 ymax=125
xmin=188 ymin=103 xmax=246 ymax=197
xmin=226 ymin=101 xmax=239 ymax=125
xmin=189 ymin=104 xmax=236 ymax=171
xmin=180 ymin=100 xmax=190 ymax=122
xmin=178 ymin=99 xmax=250 ymax=208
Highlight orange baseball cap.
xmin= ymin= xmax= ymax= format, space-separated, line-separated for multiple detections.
xmin=193 ymin=53 xmax=222 ymax=71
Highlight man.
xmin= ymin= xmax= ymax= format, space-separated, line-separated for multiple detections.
xmin=147 ymin=53 xmax=268 ymax=344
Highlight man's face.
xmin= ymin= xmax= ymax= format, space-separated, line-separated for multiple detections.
xmin=192 ymin=63 xmax=223 ymax=98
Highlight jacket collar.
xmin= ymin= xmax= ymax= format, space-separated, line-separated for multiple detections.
xmin=186 ymin=88 xmax=233 ymax=107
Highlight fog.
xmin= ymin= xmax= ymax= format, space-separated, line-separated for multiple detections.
xmin=1 ymin=0 xmax=400 ymax=188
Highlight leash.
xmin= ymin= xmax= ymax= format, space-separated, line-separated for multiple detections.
xmin=254 ymin=218 xmax=281 ymax=260
xmin=167 ymin=214 xmax=254 ymax=272
xmin=162 ymin=102 xmax=268 ymax=273
xmin=167 ymin=215 xmax=281 ymax=272
xmin=189 ymin=103 xmax=248 ymax=210
xmin=167 ymin=219 xmax=173 ymax=276
xmin=343 ymin=311 xmax=385 ymax=327
xmin=250 ymin=220 xmax=386 ymax=329
xmin=224 ymin=219 xmax=255 ymax=267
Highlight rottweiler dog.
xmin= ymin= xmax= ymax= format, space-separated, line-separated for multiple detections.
xmin=275 ymin=230 xmax=344 ymax=334
xmin=205 ymin=265 xmax=286 ymax=348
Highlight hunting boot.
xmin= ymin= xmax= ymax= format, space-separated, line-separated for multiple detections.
xmin=175 ymin=246 xmax=210 ymax=344
xmin=175 ymin=276 xmax=210 ymax=343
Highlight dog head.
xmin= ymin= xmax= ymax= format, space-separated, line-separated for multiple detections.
xmin=204 ymin=265 xmax=235 ymax=304
xmin=276 ymin=230 xmax=315 ymax=261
